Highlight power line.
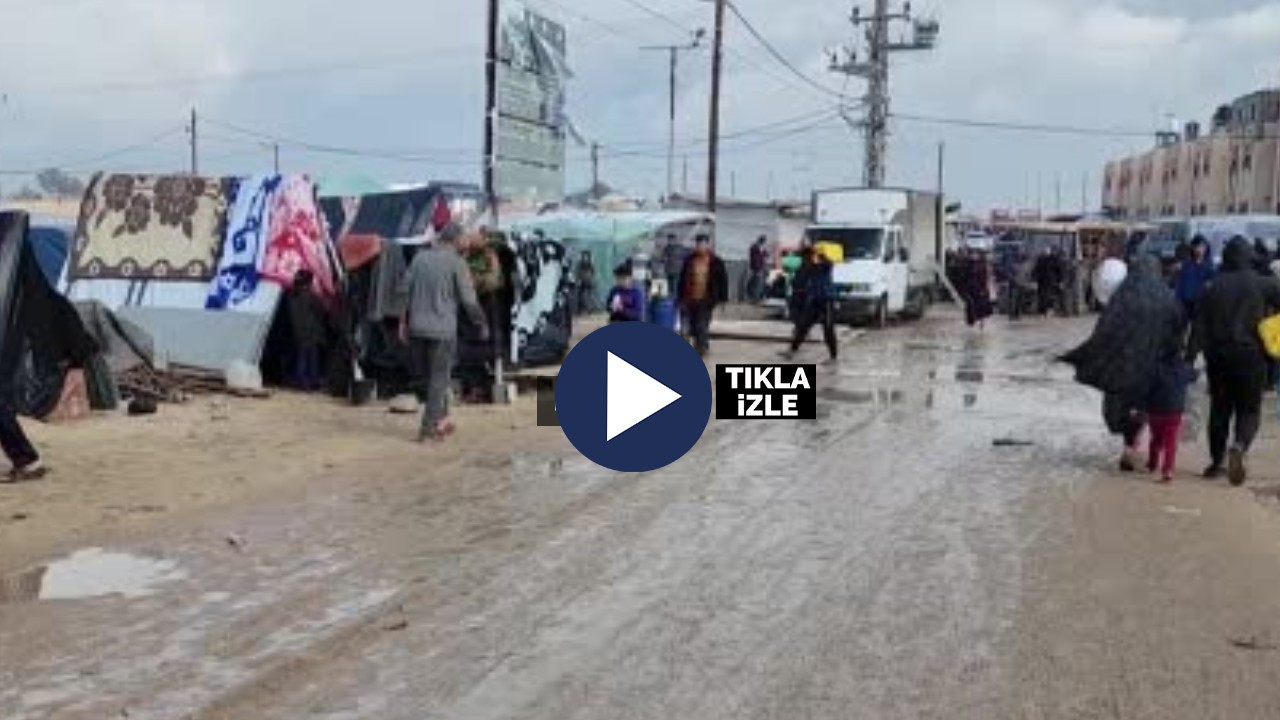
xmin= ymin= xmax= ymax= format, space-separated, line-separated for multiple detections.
xmin=890 ymin=112 xmax=1155 ymax=138
xmin=0 ymin=126 xmax=186 ymax=175
xmin=200 ymin=117 xmax=478 ymax=164
xmin=724 ymin=1 xmax=853 ymax=101
xmin=596 ymin=105 xmax=847 ymax=152
xmin=586 ymin=110 xmax=844 ymax=160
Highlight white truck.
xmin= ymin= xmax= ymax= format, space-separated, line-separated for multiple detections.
xmin=808 ymin=187 xmax=942 ymax=327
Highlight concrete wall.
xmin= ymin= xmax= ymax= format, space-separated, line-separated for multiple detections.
xmin=1104 ymin=120 xmax=1280 ymax=219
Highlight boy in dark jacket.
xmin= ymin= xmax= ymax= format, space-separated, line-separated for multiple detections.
xmin=606 ymin=265 xmax=645 ymax=323
xmin=1145 ymin=339 xmax=1199 ymax=483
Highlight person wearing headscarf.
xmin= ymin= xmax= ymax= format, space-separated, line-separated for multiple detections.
xmin=962 ymin=247 xmax=994 ymax=329
xmin=1061 ymin=253 xmax=1183 ymax=471
xmin=1187 ymin=237 xmax=1280 ymax=484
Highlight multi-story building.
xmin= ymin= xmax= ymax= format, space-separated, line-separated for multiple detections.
xmin=1102 ymin=89 xmax=1280 ymax=220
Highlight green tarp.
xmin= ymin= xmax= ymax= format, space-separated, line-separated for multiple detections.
xmin=507 ymin=211 xmax=711 ymax=302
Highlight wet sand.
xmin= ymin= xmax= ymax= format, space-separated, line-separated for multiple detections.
xmin=2 ymin=310 xmax=1279 ymax=719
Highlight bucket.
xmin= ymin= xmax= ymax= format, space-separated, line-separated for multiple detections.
xmin=650 ymin=297 xmax=677 ymax=332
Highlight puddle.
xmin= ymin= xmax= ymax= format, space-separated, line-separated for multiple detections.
xmin=0 ymin=548 xmax=187 ymax=604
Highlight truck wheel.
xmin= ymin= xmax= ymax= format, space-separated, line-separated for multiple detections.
xmin=874 ymin=297 xmax=889 ymax=329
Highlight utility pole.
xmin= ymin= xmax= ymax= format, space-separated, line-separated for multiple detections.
xmin=1054 ymin=173 xmax=1062 ymax=213
xmin=682 ymin=156 xmax=689 ymax=194
xmin=188 ymin=108 xmax=198 ymax=175
xmin=272 ymin=143 xmax=280 ymax=174
xmin=483 ymin=0 xmax=500 ymax=225
xmin=935 ymin=140 xmax=945 ymax=261
xmin=591 ymin=142 xmax=600 ymax=198
xmin=707 ymin=0 xmax=726 ymax=212
xmin=829 ymin=1 xmax=939 ymax=188
xmin=642 ymin=29 xmax=705 ymax=202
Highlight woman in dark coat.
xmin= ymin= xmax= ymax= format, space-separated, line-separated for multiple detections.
xmin=963 ymin=249 xmax=994 ymax=329
xmin=1061 ymin=253 xmax=1183 ymax=471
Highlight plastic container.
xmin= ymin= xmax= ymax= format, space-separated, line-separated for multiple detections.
xmin=649 ymin=297 xmax=677 ymax=332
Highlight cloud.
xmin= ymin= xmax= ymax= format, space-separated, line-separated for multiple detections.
xmin=0 ymin=0 xmax=1277 ymax=212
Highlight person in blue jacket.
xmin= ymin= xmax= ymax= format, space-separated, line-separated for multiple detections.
xmin=1174 ymin=235 xmax=1215 ymax=332
xmin=784 ymin=242 xmax=838 ymax=362
xmin=607 ymin=264 xmax=645 ymax=323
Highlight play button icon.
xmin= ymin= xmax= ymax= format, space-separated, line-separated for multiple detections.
xmin=606 ymin=352 xmax=681 ymax=441
xmin=556 ymin=323 xmax=713 ymax=473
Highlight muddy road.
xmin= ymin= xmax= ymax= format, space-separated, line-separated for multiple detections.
xmin=3 ymin=314 xmax=1280 ymax=719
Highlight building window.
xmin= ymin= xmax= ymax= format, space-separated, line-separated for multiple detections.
xmin=1244 ymin=153 xmax=1253 ymax=171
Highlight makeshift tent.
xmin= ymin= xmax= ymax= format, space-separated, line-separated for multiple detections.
xmin=26 ymin=217 xmax=74 ymax=286
xmin=0 ymin=211 xmax=100 ymax=420
xmin=66 ymin=173 xmax=336 ymax=379
xmin=315 ymin=175 xmax=385 ymax=199
xmin=506 ymin=210 xmax=713 ymax=304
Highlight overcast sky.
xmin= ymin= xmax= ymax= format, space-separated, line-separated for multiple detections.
xmin=1 ymin=0 xmax=1278 ymax=212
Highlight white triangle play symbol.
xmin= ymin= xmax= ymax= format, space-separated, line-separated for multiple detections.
xmin=606 ymin=351 xmax=682 ymax=442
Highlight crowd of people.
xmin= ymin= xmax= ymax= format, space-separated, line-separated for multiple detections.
xmin=1063 ymin=235 xmax=1280 ymax=485
xmin=609 ymin=234 xmax=729 ymax=358
xmin=947 ymin=243 xmax=1084 ymax=331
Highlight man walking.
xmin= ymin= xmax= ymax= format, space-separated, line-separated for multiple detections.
xmin=1188 ymin=237 xmax=1280 ymax=485
xmin=677 ymin=234 xmax=729 ymax=357
xmin=784 ymin=242 xmax=838 ymax=362
xmin=662 ymin=234 xmax=686 ymax=298
xmin=1175 ymin=236 xmax=1215 ymax=333
xmin=747 ymin=236 xmax=769 ymax=301
xmin=400 ymin=224 xmax=489 ymax=443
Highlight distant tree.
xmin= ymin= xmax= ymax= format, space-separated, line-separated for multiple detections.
xmin=35 ymin=168 xmax=86 ymax=198
xmin=14 ymin=185 xmax=43 ymax=201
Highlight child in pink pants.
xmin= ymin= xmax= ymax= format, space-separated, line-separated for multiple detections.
xmin=1145 ymin=347 xmax=1199 ymax=483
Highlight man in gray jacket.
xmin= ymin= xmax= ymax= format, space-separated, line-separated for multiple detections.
xmin=400 ymin=224 xmax=489 ymax=442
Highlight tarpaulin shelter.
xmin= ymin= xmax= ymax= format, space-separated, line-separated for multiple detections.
xmin=0 ymin=211 xmax=100 ymax=420
xmin=26 ymin=216 xmax=74 ymax=287
xmin=326 ymin=184 xmax=570 ymax=396
xmin=65 ymin=173 xmax=337 ymax=379
xmin=506 ymin=210 xmax=713 ymax=304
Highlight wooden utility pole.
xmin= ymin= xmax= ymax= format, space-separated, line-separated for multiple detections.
xmin=591 ymin=142 xmax=600 ymax=197
xmin=706 ymin=0 xmax=726 ymax=212
xmin=189 ymin=108 xmax=198 ymax=175
xmin=484 ymin=0 xmax=500 ymax=224
xmin=935 ymin=141 xmax=945 ymax=262
xmin=272 ymin=143 xmax=280 ymax=174
xmin=641 ymin=31 xmax=704 ymax=201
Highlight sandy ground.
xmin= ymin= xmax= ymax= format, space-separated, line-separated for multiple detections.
xmin=1 ymin=308 xmax=1280 ymax=719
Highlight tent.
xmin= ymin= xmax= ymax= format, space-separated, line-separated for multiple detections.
xmin=65 ymin=173 xmax=336 ymax=379
xmin=0 ymin=211 xmax=100 ymax=420
xmin=507 ymin=210 xmax=713 ymax=303
xmin=26 ymin=216 xmax=74 ymax=286
xmin=328 ymin=184 xmax=569 ymax=394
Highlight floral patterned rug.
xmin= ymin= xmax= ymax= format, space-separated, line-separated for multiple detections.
xmin=71 ymin=173 xmax=232 ymax=281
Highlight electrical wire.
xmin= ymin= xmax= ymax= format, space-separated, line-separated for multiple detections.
xmin=723 ymin=1 xmax=853 ymax=101
xmin=889 ymin=112 xmax=1155 ymax=138
xmin=199 ymin=117 xmax=478 ymax=164
xmin=0 ymin=126 xmax=186 ymax=175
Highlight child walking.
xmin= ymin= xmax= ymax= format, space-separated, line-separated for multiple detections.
xmin=607 ymin=264 xmax=645 ymax=323
xmin=1145 ymin=342 xmax=1199 ymax=483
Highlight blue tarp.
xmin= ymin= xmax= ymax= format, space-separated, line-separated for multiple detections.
xmin=27 ymin=224 xmax=72 ymax=287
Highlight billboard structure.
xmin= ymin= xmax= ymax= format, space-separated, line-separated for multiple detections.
xmin=497 ymin=3 xmax=572 ymax=208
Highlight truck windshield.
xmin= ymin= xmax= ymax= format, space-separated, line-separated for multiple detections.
xmin=806 ymin=228 xmax=884 ymax=261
